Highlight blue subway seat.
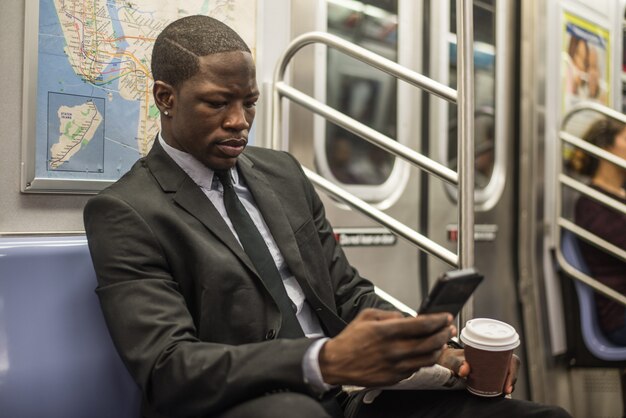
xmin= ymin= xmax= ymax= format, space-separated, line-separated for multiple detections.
xmin=0 ymin=236 xmax=141 ymax=418
xmin=561 ymin=230 xmax=626 ymax=362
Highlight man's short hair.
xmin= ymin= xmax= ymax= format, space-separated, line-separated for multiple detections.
xmin=151 ymin=15 xmax=251 ymax=87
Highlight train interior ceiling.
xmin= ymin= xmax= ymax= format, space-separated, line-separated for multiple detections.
xmin=1 ymin=0 xmax=626 ymax=417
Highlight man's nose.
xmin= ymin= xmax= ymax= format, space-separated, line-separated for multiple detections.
xmin=223 ymin=104 xmax=250 ymax=131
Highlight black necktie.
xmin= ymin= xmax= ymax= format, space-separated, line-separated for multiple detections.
xmin=216 ymin=170 xmax=304 ymax=338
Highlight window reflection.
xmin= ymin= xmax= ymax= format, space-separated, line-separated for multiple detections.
xmin=325 ymin=0 xmax=398 ymax=185
xmin=447 ymin=0 xmax=496 ymax=189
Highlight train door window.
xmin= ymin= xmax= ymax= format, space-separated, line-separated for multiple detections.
xmin=314 ymin=0 xmax=411 ymax=206
xmin=440 ymin=0 xmax=511 ymax=211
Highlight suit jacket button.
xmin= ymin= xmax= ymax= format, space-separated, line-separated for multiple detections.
xmin=265 ymin=329 xmax=276 ymax=340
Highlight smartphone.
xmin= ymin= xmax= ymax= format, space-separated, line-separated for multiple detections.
xmin=418 ymin=268 xmax=484 ymax=317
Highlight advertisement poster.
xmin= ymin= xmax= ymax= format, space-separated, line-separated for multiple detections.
xmin=561 ymin=11 xmax=610 ymax=136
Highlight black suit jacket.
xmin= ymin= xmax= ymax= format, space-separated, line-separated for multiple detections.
xmin=84 ymin=140 xmax=395 ymax=416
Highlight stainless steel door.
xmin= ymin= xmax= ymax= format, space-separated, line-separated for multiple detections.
xmin=427 ymin=0 xmax=525 ymax=396
xmin=286 ymin=0 xmax=426 ymax=309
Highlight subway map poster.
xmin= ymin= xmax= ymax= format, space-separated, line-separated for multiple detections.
xmin=22 ymin=0 xmax=255 ymax=192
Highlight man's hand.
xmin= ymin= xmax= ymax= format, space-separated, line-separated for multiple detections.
xmin=436 ymin=348 xmax=469 ymax=378
xmin=437 ymin=348 xmax=521 ymax=394
xmin=318 ymin=309 xmax=454 ymax=387
xmin=503 ymin=353 xmax=521 ymax=395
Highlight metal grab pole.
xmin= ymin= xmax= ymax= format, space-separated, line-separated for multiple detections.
xmin=458 ymin=0 xmax=475 ymax=325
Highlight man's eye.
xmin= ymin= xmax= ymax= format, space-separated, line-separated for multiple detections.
xmin=207 ymin=101 xmax=227 ymax=108
xmin=245 ymin=101 xmax=258 ymax=109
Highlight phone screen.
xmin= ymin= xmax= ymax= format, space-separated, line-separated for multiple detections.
xmin=418 ymin=268 xmax=484 ymax=316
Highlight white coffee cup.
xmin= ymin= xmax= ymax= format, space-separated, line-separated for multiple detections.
xmin=460 ymin=318 xmax=520 ymax=397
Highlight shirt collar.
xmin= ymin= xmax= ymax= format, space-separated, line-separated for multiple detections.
xmin=158 ymin=133 xmax=239 ymax=190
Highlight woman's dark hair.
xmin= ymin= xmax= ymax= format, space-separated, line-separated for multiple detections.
xmin=151 ymin=15 xmax=250 ymax=88
xmin=569 ymin=118 xmax=624 ymax=176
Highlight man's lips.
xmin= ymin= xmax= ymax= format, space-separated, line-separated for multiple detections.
xmin=216 ymin=138 xmax=247 ymax=158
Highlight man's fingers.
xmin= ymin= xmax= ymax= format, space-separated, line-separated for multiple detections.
xmin=376 ymin=313 xmax=453 ymax=339
xmin=504 ymin=354 xmax=521 ymax=394
xmin=356 ymin=308 xmax=405 ymax=321
xmin=393 ymin=348 xmax=444 ymax=373
xmin=457 ymin=360 xmax=470 ymax=378
xmin=384 ymin=326 xmax=453 ymax=363
xmin=437 ymin=348 xmax=466 ymax=375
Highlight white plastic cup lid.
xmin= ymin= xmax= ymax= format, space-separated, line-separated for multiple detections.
xmin=460 ymin=318 xmax=520 ymax=352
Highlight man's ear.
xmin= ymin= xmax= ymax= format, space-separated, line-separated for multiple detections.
xmin=154 ymin=80 xmax=174 ymax=113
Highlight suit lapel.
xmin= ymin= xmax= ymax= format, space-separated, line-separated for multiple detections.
xmin=238 ymin=155 xmax=346 ymax=336
xmin=145 ymin=140 xmax=257 ymax=276
xmin=237 ymin=155 xmax=306 ymax=283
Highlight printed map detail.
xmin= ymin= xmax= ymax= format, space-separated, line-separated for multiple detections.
xmin=49 ymin=97 xmax=104 ymax=171
xmin=34 ymin=0 xmax=255 ymax=184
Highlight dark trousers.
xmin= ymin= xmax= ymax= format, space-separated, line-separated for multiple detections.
xmin=215 ymin=389 xmax=572 ymax=418
xmin=344 ymin=390 xmax=572 ymax=418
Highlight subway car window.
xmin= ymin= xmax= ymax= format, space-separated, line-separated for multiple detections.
xmin=324 ymin=0 xmax=398 ymax=186
xmin=447 ymin=0 xmax=496 ymax=190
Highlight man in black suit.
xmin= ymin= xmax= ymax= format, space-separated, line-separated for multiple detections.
xmin=84 ymin=15 xmax=570 ymax=418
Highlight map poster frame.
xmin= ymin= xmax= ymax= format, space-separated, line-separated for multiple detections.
xmin=21 ymin=0 xmax=256 ymax=194
xmin=20 ymin=0 xmax=103 ymax=193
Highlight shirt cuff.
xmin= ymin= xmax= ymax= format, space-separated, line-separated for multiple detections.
xmin=302 ymin=337 xmax=335 ymax=394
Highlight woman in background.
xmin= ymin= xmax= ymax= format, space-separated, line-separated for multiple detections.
xmin=570 ymin=118 xmax=626 ymax=345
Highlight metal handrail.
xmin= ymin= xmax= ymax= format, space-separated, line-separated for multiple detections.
xmin=562 ymin=101 xmax=626 ymax=128
xmin=557 ymin=101 xmax=626 ymax=307
xmin=559 ymin=175 xmax=626 ymax=218
xmin=560 ymin=131 xmax=626 ymax=170
xmin=555 ymin=221 xmax=626 ymax=307
xmin=304 ymin=168 xmax=458 ymax=266
xmin=270 ymin=0 xmax=474 ymax=274
xmin=275 ymin=83 xmax=458 ymax=185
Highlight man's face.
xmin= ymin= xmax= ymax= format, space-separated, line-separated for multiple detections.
xmin=157 ymin=51 xmax=259 ymax=170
